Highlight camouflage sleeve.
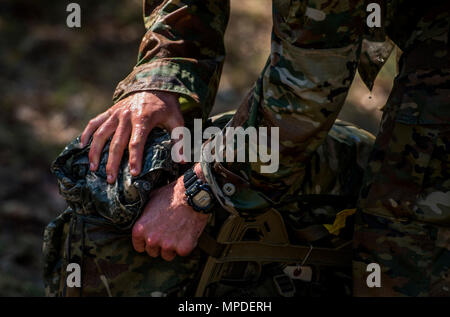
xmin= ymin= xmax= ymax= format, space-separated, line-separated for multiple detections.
xmin=112 ymin=0 xmax=230 ymax=121
xmin=201 ymin=0 xmax=367 ymax=214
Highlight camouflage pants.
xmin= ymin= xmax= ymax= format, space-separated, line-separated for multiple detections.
xmin=351 ymin=1 xmax=450 ymax=296
xmin=353 ymin=114 xmax=450 ymax=296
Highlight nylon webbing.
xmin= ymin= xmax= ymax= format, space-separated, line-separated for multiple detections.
xmin=198 ymin=232 xmax=351 ymax=267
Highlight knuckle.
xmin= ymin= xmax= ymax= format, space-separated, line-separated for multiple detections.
xmin=105 ymin=162 xmax=115 ymax=175
xmin=108 ymin=115 xmax=118 ymax=125
xmin=132 ymin=223 xmax=144 ymax=238
xmin=129 ymin=140 xmax=141 ymax=151
xmin=146 ymin=236 xmax=159 ymax=248
xmin=161 ymin=241 xmax=175 ymax=251
xmin=111 ymin=107 xmax=121 ymax=116
xmin=88 ymin=149 xmax=96 ymax=162
xmin=142 ymin=115 xmax=152 ymax=123
xmin=98 ymin=122 xmax=114 ymax=136
xmin=130 ymin=139 xmax=140 ymax=147
xmin=176 ymin=246 xmax=191 ymax=257
xmin=93 ymin=128 xmax=104 ymax=138
xmin=120 ymin=109 xmax=132 ymax=119
xmin=109 ymin=141 xmax=121 ymax=154
xmin=135 ymin=116 xmax=151 ymax=127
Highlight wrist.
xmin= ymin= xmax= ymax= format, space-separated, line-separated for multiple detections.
xmin=183 ymin=164 xmax=216 ymax=214
xmin=151 ymin=90 xmax=180 ymax=101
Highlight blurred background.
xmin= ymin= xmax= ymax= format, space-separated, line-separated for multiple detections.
xmin=0 ymin=0 xmax=397 ymax=296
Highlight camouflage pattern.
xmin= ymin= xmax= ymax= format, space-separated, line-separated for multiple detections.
xmin=353 ymin=109 xmax=450 ymax=297
xmin=45 ymin=0 xmax=450 ymax=296
xmin=109 ymin=0 xmax=388 ymax=208
xmin=196 ymin=1 xmax=450 ymax=296
xmin=351 ymin=1 xmax=450 ymax=296
xmin=43 ymin=207 xmax=204 ymax=296
xmin=112 ymin=0 xmax=230 ymax=123
xmin=43 ymin=112 xmax=375 ymax=296
xmin=50 ymin=129 xmax=177 ymax=229
xmin=43 ymin=128 xmax=183 ymax=296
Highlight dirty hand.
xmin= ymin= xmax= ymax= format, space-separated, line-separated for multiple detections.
xmin=81 ymin=91 xmax=183 ymax=184
xmin=131 ymin=164 xmax=209 ymax=261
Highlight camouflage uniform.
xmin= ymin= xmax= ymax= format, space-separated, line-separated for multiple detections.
xmin=352 ymin=2 xmax=450 ymax=296
xmin=45 ymin=0 xmax=449 ymax=296
xmin=44 ymin=114 xmax=374 ymax=296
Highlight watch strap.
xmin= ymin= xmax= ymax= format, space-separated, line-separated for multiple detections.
xmin=183 ymin=167 xmax=215 ymax=214
xmin=183 ymin=168 xmax=197 ymax=189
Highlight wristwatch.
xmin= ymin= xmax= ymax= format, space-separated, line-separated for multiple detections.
xmin=183 ymin=167 xmax=216 ymax=214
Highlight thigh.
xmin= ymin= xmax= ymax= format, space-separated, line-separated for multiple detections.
xmin=353 ymin=2 xmax=450 ymax=295
xmin=353 ymin=78 xmax=450 ymax=297
xmin=353 ymin=112 xmax=450 ymax=296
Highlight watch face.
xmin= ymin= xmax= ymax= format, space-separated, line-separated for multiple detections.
xmin=193 ymin=190 xmax=212 ymax=208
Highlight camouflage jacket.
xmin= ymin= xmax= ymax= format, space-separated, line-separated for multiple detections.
xmin=113 ymin=0 xmax=449 ymax=217
xmin=44 ymin=0 xmax=449 ymax=297
xmin=44 ymin=113 xmax=375 ymax=296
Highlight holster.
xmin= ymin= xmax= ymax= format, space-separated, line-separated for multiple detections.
xmin=195 ymin=208 xmax=352 ymax=296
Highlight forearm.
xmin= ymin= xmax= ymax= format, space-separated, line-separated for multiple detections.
xmin=200 ymin=1 xmax=366 ymax=213
xmin=113 ymin=0 xmax=230 ymax=122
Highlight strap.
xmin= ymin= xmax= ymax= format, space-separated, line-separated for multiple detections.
xmin=273 ymin=194 xmax=357 ymax=209
xmin=293 ymin=225 xmax=330 ymax=242
xmin=198 ymin=232 xmax=351 ymax=267
xmin=198 ymin=230 xmax=224 ymax=258
xmin=183 ymin=168 xmax=197 ymax=188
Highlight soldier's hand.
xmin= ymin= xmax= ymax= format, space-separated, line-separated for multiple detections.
xmin=131 ymin=168 xmax=209 ymax=261
xmin=80 ymin=91 xmax=184 ymax=184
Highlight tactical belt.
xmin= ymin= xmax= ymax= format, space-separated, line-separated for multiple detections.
xmin=198 ymin=231 xmax=351 ymax=267
xmin=194 ymin=208 xmax=353 ymax=296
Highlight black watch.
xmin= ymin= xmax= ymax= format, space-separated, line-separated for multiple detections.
xmin=183 ymin=167 xmax=216 ymax=214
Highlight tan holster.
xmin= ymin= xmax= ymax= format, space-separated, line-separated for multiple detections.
xmin=195 ymin=208 xmax=351 ymax=296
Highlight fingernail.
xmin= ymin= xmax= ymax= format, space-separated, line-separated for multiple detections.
xmin=107 ymin=174 xmax=113 ymax=183
xmin=131 ymin=168 xmax=137 ymax=175
xmin=90 ymin=163 xmax=95 ymax=170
